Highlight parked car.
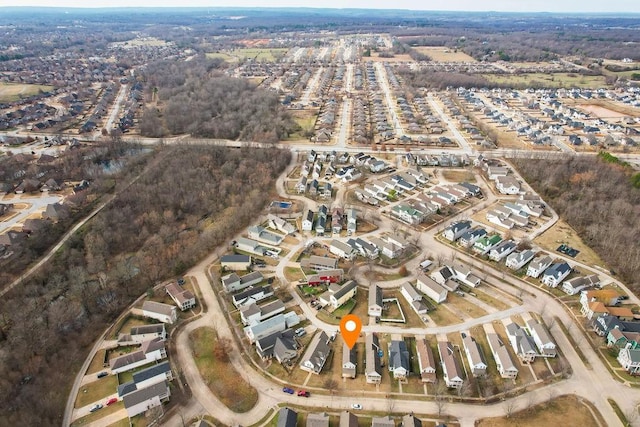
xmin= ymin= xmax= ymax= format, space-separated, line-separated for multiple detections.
xmin=297 ymin=390 xmax=310 ymax=397
xmin=351 ymin=403 xmax=362 ymax=410
xmin=89 ymin=404 xmax=103 ymax=413
xmin=282 ymin=387 xmax=294 ymax=394
xmin=105 ymin=397 xmax=118 ymax=406
xmin=96 ymin=372 xmax=108 ymax=379
xmin=177 ymin=278 xmax=186 ymax=286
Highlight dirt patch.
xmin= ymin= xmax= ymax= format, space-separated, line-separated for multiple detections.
xmin=579 ymin=104 xmax=629 ymax=119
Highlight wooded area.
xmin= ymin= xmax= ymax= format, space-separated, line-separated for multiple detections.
xmin=139 ymin=58 xmax=297 ymax=142
xmin=511 ymin=155 xmax=640 ymax=292
xmin=0 ymin=144 xmax=290 ymax=426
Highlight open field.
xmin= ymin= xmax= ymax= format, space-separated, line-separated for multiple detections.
xmin=110 ymin=37 xmax=169 ymax=48
xmin=484 ymin=73 xmax=608 ymax=89
xmin=440 ymin=169 xmax=476 ymax=183
xmin=579 ymin=104 xmax=629 ymax=119
xmin=427 ymin=303 xmax=463 ymax=326
xmin=205 ymin=52 xmax=238 ymax=62
xmin=569 ymin=99 xmax=640 ymax=118
xmin=189 ymin=327 xmax=258 ymax=413
xmin=234 ymin=48 xmax=289 ymax=61
xmin=0 ymin=83 xmax=54 ymax=102
xmin=533 ymin=219 xmax=607 ymax=270
xmin=366 ymin=53 xmax=413 ymax=63
xmin=414 ymin=47 xmax=476 ymax=63
xmin=476 ymin=394 xmax=602 ymax=427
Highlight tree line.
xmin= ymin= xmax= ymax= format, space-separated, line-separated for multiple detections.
xmin=0 ymin=144 xmax=291 ymax=426
xmin=511 ymin=154 xmax=640 ymax=292
xmin=139 ymin=57 xmax=297 ymax=142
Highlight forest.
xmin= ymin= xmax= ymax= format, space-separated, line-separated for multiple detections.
xmin=139 ymin=58 xmax=298 ymax=142
xmin=0 ymin=144 xmax=291 ymax=426
xmin=511 ymin=154 xmax=640 ymax=292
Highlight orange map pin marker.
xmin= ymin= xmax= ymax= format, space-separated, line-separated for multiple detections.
xmin=340 ymin=314 xmax=362 ymax=350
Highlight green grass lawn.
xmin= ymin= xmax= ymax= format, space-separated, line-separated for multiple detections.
xmin=190 ymin=327 xmax=258 ymax=413
xmin=0 ymin=83 xmax=54 ymax=102
xmin=332 ymin=299 xmax=356 ymax=318
xmin=75 ymin=375 xmax=118 ymax=408
xmin=233 ymin=48 xmax=289 ymax=61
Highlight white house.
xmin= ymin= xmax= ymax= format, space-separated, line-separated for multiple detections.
xmin=618 ymin=348 xmax=640 ymax=375
xmin=302 ymin=210 xmax=315 ymax=231
xmin=526 ymin=255 xmax=553 ymax=278
xmin=462 ymin=334 xmax=487 ymax=377
xmin=562 ymin=274 xmax=600 ymax=296
xmin=495 ymin=176 xmax=521 ymax=195
xmin=438 ymin=341 xmax=464 ymax=389
xmin=244 ymin=313 xmax=287 ymax=343
xmin=541 ymin=262 xmax=572 ymax=288
xmin=505 ymin=323 xmax=537 ymax=363
xmin=110 ymin=338 xmax=167 ymax=374
xmin=222 ymin=271 xmax=263 ymax=293
xmin=368 ymin=284 xmax=383 ymax=317
xmin=416 ymin=273 xmax=448 ymax=303
xmin=505 ymin=250 xmax=535 ymax=270
xmin=489 ymin=240 xmax=517 ymax=262
xmin=342 ymin=343 xmax=357 ymax=378
xmin=165 ymin=283 xmax=196 ymax=311
xmin=451 ymin=263 xmax=481 ymax=288
xmin=443 ymin=220 xmax=472 ymax=242
xmin=526 ymin=319 xmax=557 ymax=357
xmin=240 ymin=299 xmax=286 ymax=326
xmin=416 ymin=338 xmax=437 ymax=383
xmin=401 ymin=282 xmax=428 ymax=315
xmin=329 ymin=239 xmax=356 ymax=260
xmin=366 ymin=333 xmax=383 ymax=384
xmin=486 ymin=333 xmax=518 ymax=379
xmin=267 ymin=214 xmax=296 ymax=235
xmin=300 ymin=331 xmax=332 ymax=374
xmin=141 ymin=301 xmax=178 ymax=324
xmin=122 ymin=381 xmax=171 ymax=418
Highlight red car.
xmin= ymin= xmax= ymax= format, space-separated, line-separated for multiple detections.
xmin=297 ymin=390 xmax=310 ymax=397
xmin=105 ymin=397 xmax=118 ymax=406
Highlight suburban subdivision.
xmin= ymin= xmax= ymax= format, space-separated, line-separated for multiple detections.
xmin=0 ymin=5 xmax=640 ymax=427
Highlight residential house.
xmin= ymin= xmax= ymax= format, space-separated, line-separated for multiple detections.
xmin=541 ymin=262 xmax=572 ymax=288
xmin=332 ymin=208 xmax=343 ymax=234
xmin=371 ymin=416 xmax=395 ymax=427
xmin=452 ymin=263 xmax=481 ymax=288
xmin=329 ymin=240 xmax=356 ymax=260
xmin=141 ymin=301 xmax=177 ymax=324
xmin=489 ymin=240 xmax=517 ymax=262
xmin=307 ymin=412 xmax=330 ymax=427
xmin=487 ymin=166 xmax=509 ymax=180
xmin=417 ymin=273 xmax=448 ymax=304
xmin=388 ymin=340 xmax=410 ymax=379
xmin=240 ymin=299 xmax=286 ymax=326
xmin=323 ymin=280 xmax=358 ymax=309
xmin=315 ymin=213 xmax=327 ymax=235
xmin=370 ymin=160 xmax=387 ymax=173
xmin=302 ymin=210 xmax=315 ymax=231
xmin=580 ymin=289 xmax=622 ymax=318
xmin=607 ymin=327 xmax=640 ymax=350
xmin=117 ymin=361 xmax=173 ymax=399
xmin=458 ymin=228 xmax=487 ymax=248
xmin=473 ymin=235 xmax=502 ymax=255
xmin=118 ymin=324 xmax=166 ymax=345
xmin=339 ymin=411 xmax=359 ymax=427
xmin=346 ymin=208 xmax=357 ymax=235
xmin=236 ymin=237 xmax=268 ymax=256
xmin=245 ymin=313 xmax=291 ymax=343
xmin=342 ymin=343 xmax=357 ymax=378
xmin=505 ymin=323 xmax=537 ymax=363
xmin=429 ymin=266 xmax=458 ymax=291
xmin=617 ymin=348 xmax=640 ymax=375
xmin=416 ymin=338 xmax=437 ymax=383
xmin=368 ymin=284 xmax=383 ymax=317
xmin=366 ymin=333 xmax=383 ymax=384
xmin=256 ymin=329 xmax=298 ymax=363
xmin=353 ymin=237 xmax=379 ymax=259
xmin=526 ymin=255 xmax=553 ymax=278
xmin=110 ymin=338 xmax=167 ymax=374
xmin=166 ymin=283 xmax=196 ymax=311
xmin=300 ymin=331 xmax=332 ymax=374
xmin=232 ymin=285 xmax=274 ymax=308
xmin=562 ymin=274 xmax=600 ymax=296
xmin=221 ymin=254 xmax=251 ymax=271
xmin=43 ymin=202 xmax=69 ymax=221
xmin=495 ymin=176 xmax=521 ymax=195
xmin=222 ymin=271 xmax=263 ymax=293
xmin=402 ymin=414 xmax=423 ymax=427
xmin=443 ymin=220 xmax=472 ymax=242
xmin=506 ymin=250 xmax=535 ymax=270
xmin=267 ymin=214 xmax=296 ymax=235
xmin=302 ymin=255 xmax=339 ymax=271
xmin=486 ymin=210 xmax=514 ymax=229
xmin=526 ymin=319 xmax=557 ymax=357
xmin=391 ymin=204 xmax=426 ymax=225
xmin=401 ymin=282 xmax=428 ymax=315
xmin=122 ymin=381 xmax=171 ymax=418
xmin=437 ymin=341 xmax=464 ymax=389
xmin=462 ymin=334 xmax=487 ymax=377
xmin=277 ymin=408 xmax=298 ymax=427
xmin=486 ymin=333 xmax=518 ymax=379
xmin=306 ymin=269 xmax=344 ymax=286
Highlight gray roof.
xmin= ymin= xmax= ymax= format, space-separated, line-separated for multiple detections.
xmin=221 ymin=254 xmax=251 ymax=263
xmin=233 ymin=285 xmax=273 ymax=303
xmin=117 ymin=380 xmax=137 ymax=397
xmin=371 ymin=416 xmax=395 ymax=427
xmin=300 ymin=331 xmax=331 ymax=373
xmin=110 ymin=350 xmax=145 ymax=370
xmin=366 ymin=334 xmax=382 ymax=376
xmin=402 ymin=414 xmax=423 ymax=427
xmin=307 ymin=412 xmax=330 ymax=427
xmin=277 ymin=407 xmax=298 ymax=427
xmin=142 ymin=301 xmax=175 ymax=317
xmin=132 ymin=360 xmax=171 ymax=384
xmin=333 ymin=280 xmax=357 ymax=301
xmin=339 ymin=411 xmax=359 ymax=427
xmin=369 ymin=284 xmax=383 ymax=307
xmin=130 ymin=324 xmax=165 ymax=336
xmin=389 ymin=340 xmax=410 ymax=371
xmin=122 ymin=381 xmax=169 ymax=409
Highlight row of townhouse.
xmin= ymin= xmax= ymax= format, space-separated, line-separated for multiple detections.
xmin=277 ymin=408 xmax=428 ymax=427
xmin=484 ymin=164 xmax=522 ymax=195
xmin=404 ymin=152 xmax=470 ymax=168
xmin=505 ymin=319 xmax=557 ymax=363
xmin=302 ymin=207 xmax=357 ymax=235
xmin=329 ymin=234 xmax=410 ymax=261
xmin=295 ymin=176 xmax=333 ymax=198
xmin=591 ymin=313 xmax=640 ymax=375
xmin=317 ymin=280 xmax=359 ymax=310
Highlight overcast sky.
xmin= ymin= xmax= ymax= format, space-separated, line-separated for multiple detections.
xmin=0 ymin=0 xmax=639 ymax=13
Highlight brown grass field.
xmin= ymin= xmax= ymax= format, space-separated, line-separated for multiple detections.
xmin=414 ymin=47 xmax=477 ymax=63
xmin=0 ymin=83 xmax=54 ymax=102
xmin=534 ymin=219 xmax=607 ymax=269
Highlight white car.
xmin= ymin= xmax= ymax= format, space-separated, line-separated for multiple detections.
xmin=351 ymin=403 xmax=362 ymax=410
